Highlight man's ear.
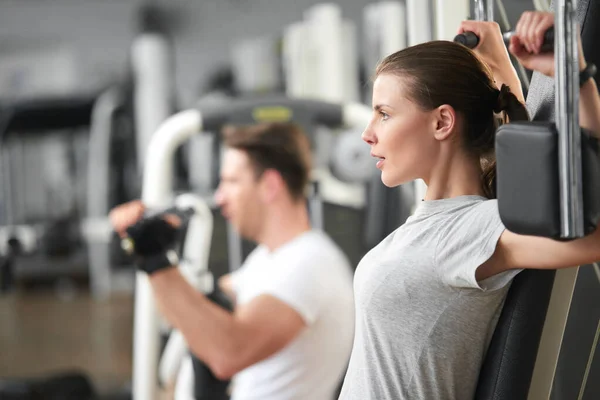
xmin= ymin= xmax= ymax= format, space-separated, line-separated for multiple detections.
xmin=259 ymin=169 xmax=285 ymax=202
xmin=432 ymin=104 xmax=457 ymax=141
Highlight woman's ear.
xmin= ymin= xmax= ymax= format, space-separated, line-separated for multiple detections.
xmin=433 ymin=105 xmax=457 ymax=141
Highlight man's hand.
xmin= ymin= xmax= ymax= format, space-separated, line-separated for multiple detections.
xmin=109 ymin=200 xmax=182 ymax=275
xmin=508 ymin=11 xmax=587 ymax=77
xmin=109 ymin=200 xmax=146 ymax=238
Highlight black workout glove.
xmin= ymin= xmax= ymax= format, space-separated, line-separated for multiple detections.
xmin=124 ymin=216 xmax=182 ymax=275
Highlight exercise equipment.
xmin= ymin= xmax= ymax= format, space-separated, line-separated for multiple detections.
xmin=455 ymin=27 xmax=555 ymax=53
xmin=131 ymin=2 xmax=175 ymax=174
xmin=551 ymin=1 xmax=600 ymax=397
xmin=230 ymin=36 xmax=282 ymax=95
xmin=527 ymin=0 xmax=597 ymax=122
xmin=475 ymin=2 xmax=600 ymax=399
xmin=453 ymin=0 xmax=533 ymax=92
xmin=84 ymin=85 xmax=138 ymax=300
xmin=0 ymin=95 xmax=112 ymax=399
xmin=0 ymin=95 xmax=95 ymax=288
xmin=118 ymin=195 xmax=230 ymax=400
xmin=472 ymin=0 xmax=494 ymax=21
xmin=496 ymin=1 xmax=593 ymax=239
xmin=133 ymin=97 xmax=371 ymax=400
xmin=496 ymin=122 xmax=600 ymax=237
xmin=363 ymin=1 xmax=407 ymax=79
xmin=144 ymin=192 xmax=222 ymax=399
xmin=84 ymin=2 xmax=176 ymax=300
xmin=282 ymin=2 xmax=365 ymax=208
xmin=283 ymin=3 xmax=359 ymax=104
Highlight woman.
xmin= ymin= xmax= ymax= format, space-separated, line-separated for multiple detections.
xmin=338 ymin=11 xmax=600 ymax=400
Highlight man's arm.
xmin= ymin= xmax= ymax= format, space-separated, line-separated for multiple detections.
xmin=149 ymin=268 xmax=306 ymax=380
xmin=218 ymin=274 xmax=237 ymax=305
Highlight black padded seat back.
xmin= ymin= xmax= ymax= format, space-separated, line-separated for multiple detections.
xmin=474 ymin=269 xmax=556 ymax=400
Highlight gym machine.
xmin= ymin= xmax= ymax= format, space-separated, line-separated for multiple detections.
xmin=0 ymin=95 xmax=109 ymax=399
xmin=84 ymin=2 xmax=176 ymax=300
xmin=494 ymin=0 xmax=600 ymax=397
xmin=83 ymin=85 xmax=139 ymax=300
xmin=0 ymin=95 xmax=95 ymax=292
xmin=132 ymin=97 xmax=371 ymax=400
xmin=456 ymin=0 xmax=600 ymax=398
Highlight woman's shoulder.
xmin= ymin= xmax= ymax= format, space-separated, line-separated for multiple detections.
xmin=409 ymin=196 xmax=497 ymax=224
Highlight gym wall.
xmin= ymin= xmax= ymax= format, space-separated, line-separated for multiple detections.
xmin=0 ymin=0 xmax=532 ymax=107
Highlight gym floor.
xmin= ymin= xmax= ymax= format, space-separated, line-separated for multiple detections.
xmin=0 ymin=288 xmax=137 ymax=397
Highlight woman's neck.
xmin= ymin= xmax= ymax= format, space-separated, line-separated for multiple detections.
xmin=423 ymin=149 xmax=485 ymax=201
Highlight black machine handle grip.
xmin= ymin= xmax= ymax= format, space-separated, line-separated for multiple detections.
xmin=454 ymin=31 xmax=480 ymax=48
xmin=454 ymin=27 xmax=555 ymax=53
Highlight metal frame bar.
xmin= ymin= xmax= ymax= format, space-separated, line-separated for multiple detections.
xmin=556 ymin=0 xmax=584 ymax=239
xmin=473 ymin=0 xmax=494 ymax=21
xmin=85 ymin=87 xmax=124 ymax=300
xmin=530 ymin=2 xmax=583 ymax=398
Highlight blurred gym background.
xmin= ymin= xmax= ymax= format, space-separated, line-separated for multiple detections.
xmin=0 ymin=0 xmax=596 ymax=399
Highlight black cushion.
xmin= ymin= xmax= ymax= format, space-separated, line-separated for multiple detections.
xmin=474 ymin=269 xmax=555 ymax=400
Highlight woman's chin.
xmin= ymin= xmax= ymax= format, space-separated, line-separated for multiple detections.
xmin=380 ymin=172 xmax=404 ymax=188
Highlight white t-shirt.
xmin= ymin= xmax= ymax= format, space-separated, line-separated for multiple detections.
xmin=228 ymin=229 xmax=355 ymax=400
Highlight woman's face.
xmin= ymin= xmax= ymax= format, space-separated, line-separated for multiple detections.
xmin=362 ymin=73 xmax=440 ymax=187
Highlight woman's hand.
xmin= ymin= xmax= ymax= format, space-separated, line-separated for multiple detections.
xmin=457 ymin=20 xmax=524 ymax=102
xmin=457 ymin=21 xmax=513 ymax=74
xmin=508 ymin=11 xmax=587 ymax=77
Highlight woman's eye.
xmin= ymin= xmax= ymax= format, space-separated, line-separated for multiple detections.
xmin=380 ymin=111 xmax=389 ymax=121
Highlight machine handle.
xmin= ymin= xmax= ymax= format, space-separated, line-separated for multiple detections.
xmin=454 ymin=27 xmax=554 ymax=53
xmin=454 ymin=31 xmax=480 ymax=48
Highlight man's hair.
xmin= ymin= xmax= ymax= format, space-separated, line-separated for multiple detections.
xmin=222 ymin=122 xmax=312 ymax=200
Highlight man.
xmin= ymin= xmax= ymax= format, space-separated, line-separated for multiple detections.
xmin=110 ymin=122 xmax=355 ymax=399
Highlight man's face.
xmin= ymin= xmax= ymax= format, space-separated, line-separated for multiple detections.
xmin=214 ymin=148 xmax=265 ymax=241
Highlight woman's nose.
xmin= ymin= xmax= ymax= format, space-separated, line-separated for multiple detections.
xmin=362 ymin=124 xmax=377 ymax=145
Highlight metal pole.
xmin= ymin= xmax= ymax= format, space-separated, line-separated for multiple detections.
xmin=487 ymin=0 xmax=494 ymax=21
xmin=529 ymin=2 xmax=583 ymax=397
xmin=85 ymin=88 xmax=123 ymax=300
xmin=473 ymin=0 xmax=494 ymax=21
xmin=555 ymin=0 xmax=584 ymax=239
